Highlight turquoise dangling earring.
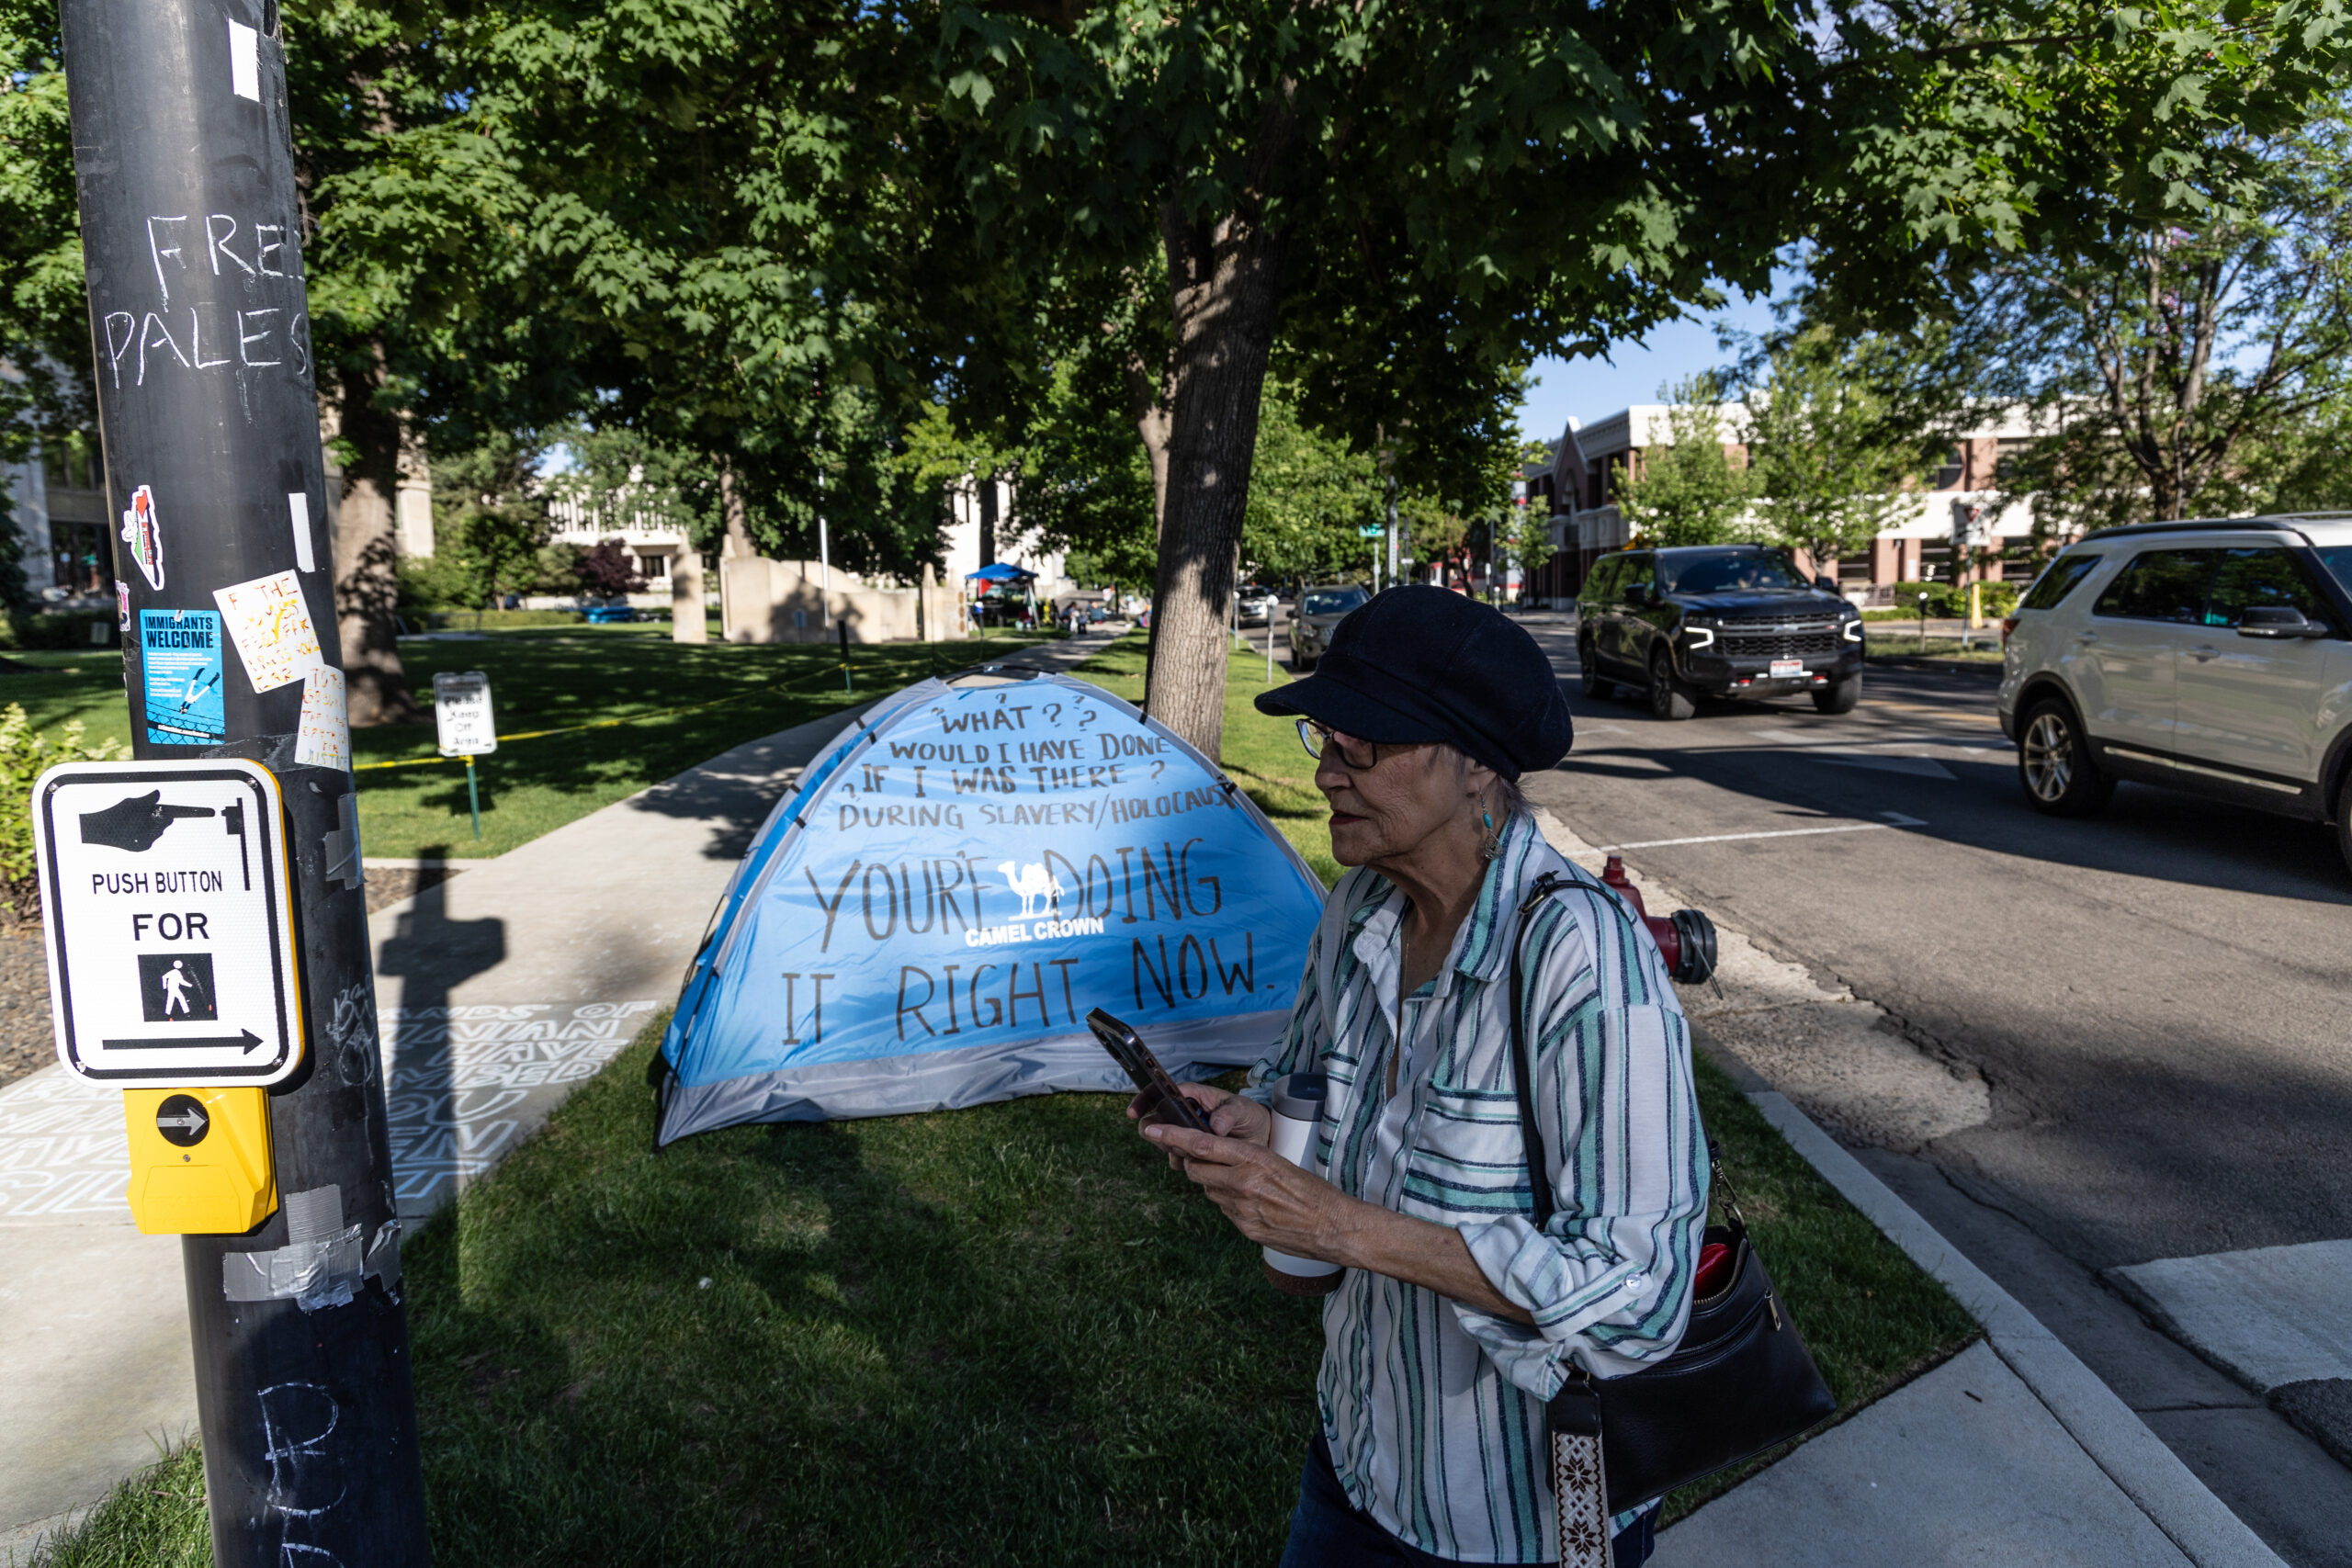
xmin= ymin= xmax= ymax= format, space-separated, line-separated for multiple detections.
xmin=1479 ymin=799 xmax=1501 ymax=862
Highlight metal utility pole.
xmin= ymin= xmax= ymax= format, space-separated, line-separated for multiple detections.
xmin=817 ymin=471 xmax=831 ymax=630
xmin=1385 ymin=469 xmax=1401 ymax=587
xmin=59 ymin=2 xmax=431 ymax=1563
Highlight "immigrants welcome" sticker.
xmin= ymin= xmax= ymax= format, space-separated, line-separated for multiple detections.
xmin=138 ymin=608 xmax=225 ymax=745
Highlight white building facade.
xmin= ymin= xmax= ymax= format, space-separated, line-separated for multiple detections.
xmin=1524 ymin=403 xmax=2048 ymax=607
xmin=537 ymin=469 xmax=1068 ymax=607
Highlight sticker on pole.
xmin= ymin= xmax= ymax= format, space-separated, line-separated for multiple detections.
xmin=31 ymin=759 xmax=304 ymax=1086
xmin=433 ymin=671 xmax=495 ymax=756
xmin=137 ymin=609 xmax=225 ymax=745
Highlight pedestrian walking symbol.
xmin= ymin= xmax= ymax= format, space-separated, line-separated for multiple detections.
xmin=139 ymin=953 xmax=217 ymax=1021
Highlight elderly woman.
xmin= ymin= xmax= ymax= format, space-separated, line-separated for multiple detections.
xmin=1137 ymin=586 xmax=1708 ymax=1567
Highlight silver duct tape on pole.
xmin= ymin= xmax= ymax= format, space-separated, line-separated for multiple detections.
xmin=221 ymin=1184 xmax=402 ymax=1310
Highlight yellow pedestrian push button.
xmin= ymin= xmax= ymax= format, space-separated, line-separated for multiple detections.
xmin=123 ymin=1086 xmax=277 ymax=1235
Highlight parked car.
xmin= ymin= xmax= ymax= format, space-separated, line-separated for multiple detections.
xmin=1998 ymin=515 xmax=2352 ymax=872
xmin=1577 ymin=545 xmax=1865 ymax=719
xmin=1288 ymin=583 xmax=1371 ymax=669
xmin=1236 ymin=584 xmax=1277 ymax=626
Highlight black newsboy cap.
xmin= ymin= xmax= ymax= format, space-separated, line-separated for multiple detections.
xmin=1254 ymin=585 xmax=1572 ymax=780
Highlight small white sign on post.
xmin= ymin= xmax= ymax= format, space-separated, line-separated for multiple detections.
xmin=434 ymin=671 xmax=496 ymax=757
xmin=33 ymin=759 xmax=305 ymax=1086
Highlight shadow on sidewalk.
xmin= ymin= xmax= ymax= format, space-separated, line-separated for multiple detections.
xmin=374 ymin=844 xmax=509 ymax=1213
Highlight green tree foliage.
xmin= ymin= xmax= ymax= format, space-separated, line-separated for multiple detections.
xmin=1501 ymin=439 xmax=1559 ymax=586
xmin=1242 ymin=387 xmax=1380 ymax=586
xmin=0 ymin=3 xmax=112 ymax=611
xmin=0 ymin=1 xmax=552 ymax=715
xmin=426 ymin=432 xmax=553 ymax=606
xmin=937 ymin=0 xmax=2352 ymax=752
xmin=901 ymin=365 xmax=1146 ymax=585
xmin=1617 ymin=376 xmax=1762 ymax=548
xmin=1987 ymin=110 xmax=2352 ymax=535
xmin=0 ymin=704 xmax=119 ymax=918
xmin=773 ymin=386 xmax=956 ymax=581
xmin=1745 ymin=331 xmax=1932 ymax=570
xmin=454 ymin=0 xmax=956 ymax=570
xmin=543 ymin=426 xmax=718 ymax=555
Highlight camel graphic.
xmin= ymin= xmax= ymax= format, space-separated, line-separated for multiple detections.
xmin=998 ymin=860 xmax=1067 ymax=919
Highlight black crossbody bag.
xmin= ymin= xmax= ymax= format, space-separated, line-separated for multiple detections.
xmin=1506 ymin=875 xmax=1835 ymax=1541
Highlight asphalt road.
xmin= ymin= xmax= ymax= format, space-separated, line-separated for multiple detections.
xmin=1498 ymin=612 xmax=2352 ymax=1566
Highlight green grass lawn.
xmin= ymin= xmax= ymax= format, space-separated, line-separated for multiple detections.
xmin=0 ymin=628 xmax=1065 ymax=861
xmin=28 ymin=638 xmax=1977 ymax=1566
xmin=33 ymin=1023 xmax=1974 ymax=1567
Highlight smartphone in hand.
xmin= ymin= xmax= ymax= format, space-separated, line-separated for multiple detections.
xmin=1087 ymin=1008 xmax=1216 ymax=1134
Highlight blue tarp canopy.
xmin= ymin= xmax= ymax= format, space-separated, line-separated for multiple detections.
xmin=653 ymin=671 xmax=1329 ymax=1140
xmin=965 ymin=562 xmax=1037 ymax=581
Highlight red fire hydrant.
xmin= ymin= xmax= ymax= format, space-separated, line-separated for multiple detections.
xmin=1598 ymin=854 xmax=1719 ymax=986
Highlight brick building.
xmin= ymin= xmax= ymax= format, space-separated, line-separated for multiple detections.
xmin=1520 ymin=404 xmax=2047 ymax=607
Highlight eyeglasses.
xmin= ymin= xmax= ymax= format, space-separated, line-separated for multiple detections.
xmin=1297 ymin=720 xmax=1385 ymax=771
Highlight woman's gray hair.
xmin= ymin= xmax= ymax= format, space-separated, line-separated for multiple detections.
xmin=1442 ymin=744 xmax=1530 ymax=822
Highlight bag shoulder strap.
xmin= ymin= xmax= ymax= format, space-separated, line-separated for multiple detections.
xmin=1507 ymin=870 xmax=1728 ymax=1235
xmin=1508 ymin=874 xmax=1570 ymax=1231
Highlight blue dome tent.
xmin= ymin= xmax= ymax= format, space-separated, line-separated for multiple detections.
xmin=651 ymin=669 xmax=1329 ymax=1143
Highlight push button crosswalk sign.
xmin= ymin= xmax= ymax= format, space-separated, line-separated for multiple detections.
xmin=33 ymin=759 xmax=305 ymax=1086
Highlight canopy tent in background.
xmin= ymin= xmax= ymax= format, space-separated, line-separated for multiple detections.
xmin=652 ymin=671 xmax=1329 ymax=1142
xmin=965 ymin=562 xmax=1037 ymax=582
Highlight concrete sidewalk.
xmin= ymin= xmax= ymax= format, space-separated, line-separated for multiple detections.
xmin=1655 ymin=1342 xmax=2197 ymax=1566
xmin=1539 ymin=812 xmax=2284 ymax=1568
xmin=0 ymin=637 xmax=1106 ymax=1558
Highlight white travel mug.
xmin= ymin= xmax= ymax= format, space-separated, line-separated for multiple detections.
xmin=1262 ymin=1073 xmax=1343 ymax=1296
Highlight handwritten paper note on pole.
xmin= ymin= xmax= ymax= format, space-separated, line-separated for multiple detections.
xmin=214 ymin=570 xmax=323 ymax=693
xmin=295 ymin=665 xmax=349 ymax=771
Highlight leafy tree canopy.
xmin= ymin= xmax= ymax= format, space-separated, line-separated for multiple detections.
xmin=1743 ymin=329 xmax=1934 ymax=568
xmin=1617 ymin=376 xmax=1762 ymax=548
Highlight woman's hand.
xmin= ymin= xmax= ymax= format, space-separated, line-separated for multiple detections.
xmin=1125 ymin=1082 xmax=1272 ymax=1168
xmin=1143 ymin=1122 xmax=1537 ymax=1325
xmin=1142 ymin=1121 xmax=1365 ymax=1264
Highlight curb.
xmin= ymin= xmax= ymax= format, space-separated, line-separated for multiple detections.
xmin=1693 ymin=1032 xmax=2286 ymax=1568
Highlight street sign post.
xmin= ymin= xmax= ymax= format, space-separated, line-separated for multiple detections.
xmin=34 ymin=760 xmax=303 ymax=1086
xmin=434 ymin=671 xmax=495 ymax=840
xmin=432 ymin=671 xmax=496 ymax=757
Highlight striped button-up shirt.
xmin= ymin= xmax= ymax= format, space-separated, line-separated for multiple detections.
xmin=1245 ymin=811 xmax=1709 ymax=1563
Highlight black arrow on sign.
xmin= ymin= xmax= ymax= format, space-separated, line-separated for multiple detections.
xmin=101 ymin=1028 xmax=266 ymax=1052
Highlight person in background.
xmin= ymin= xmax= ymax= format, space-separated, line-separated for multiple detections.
xmin=1135 ymin=586 xmax=1706 ymax=1568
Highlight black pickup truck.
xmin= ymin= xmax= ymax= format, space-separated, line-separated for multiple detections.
xmin=1577 ymin=545 xmax=1866 ymax=719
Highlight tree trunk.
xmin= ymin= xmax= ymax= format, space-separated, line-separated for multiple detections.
xmin=671 ymin=545 xmax=707 ymax=643
xmin=1142 ymin=201 xmax=1287 ymax=761
xmin=1124 ymin=351 xmax=1173 ymax=536
xmin=332 ymin=350 xmax=422 ymax=727
xmin=719 ymin=457 xmax=756 ymax=557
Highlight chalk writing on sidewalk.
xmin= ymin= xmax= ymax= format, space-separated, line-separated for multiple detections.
xmin=0 ymin=999 xmax=662 ymax=1220
xmin=379 ymin=999 xmax=661 ymax=1213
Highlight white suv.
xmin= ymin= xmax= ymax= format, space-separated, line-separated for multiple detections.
xmin=1998 ymin=516 xmax=2352 ymax=873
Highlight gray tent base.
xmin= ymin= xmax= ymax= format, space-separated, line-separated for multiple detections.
xmin=652 ymin=1009 xmax=1292 ymax=1145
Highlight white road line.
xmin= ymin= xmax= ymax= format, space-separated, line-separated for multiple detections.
xmin=1591 ymin=811 xmax=1927 ymax=853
